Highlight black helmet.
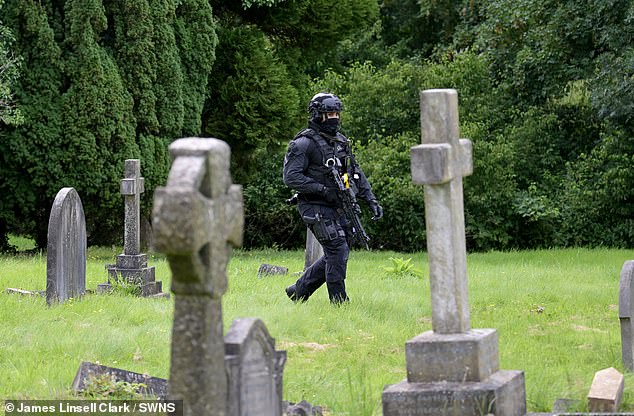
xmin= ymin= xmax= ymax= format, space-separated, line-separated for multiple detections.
xmin=307 ymin=93 xmax=343 ymax=122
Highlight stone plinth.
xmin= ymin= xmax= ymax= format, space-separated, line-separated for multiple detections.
xmin=383 ymin=370 xmax=526 ymax=416
xmin=100 ymin=253 xmax=161 ymax=296
xmin=406 ymin=329 xmax=499 ymax=383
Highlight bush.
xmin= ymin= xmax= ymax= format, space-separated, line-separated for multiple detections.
xmin=242 ymin=149 xmax=305 ymax=249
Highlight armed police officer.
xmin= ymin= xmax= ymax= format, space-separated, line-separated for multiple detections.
xmin=283 ymin=92 xmax=383 ymax=304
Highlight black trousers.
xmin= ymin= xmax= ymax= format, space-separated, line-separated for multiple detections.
xmin=293 ymin=203 xmax=350 ymax=303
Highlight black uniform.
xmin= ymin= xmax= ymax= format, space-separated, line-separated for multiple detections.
xmin=283 ymin=123 xmax=378 ymax=303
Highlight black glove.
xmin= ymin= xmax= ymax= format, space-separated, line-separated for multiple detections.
xmin=369 ymin=199 xmax=383 ymax=220
xmin=322 ymin=186 xmax=339 ymax=203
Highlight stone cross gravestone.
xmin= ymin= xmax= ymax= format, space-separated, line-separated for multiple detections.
xmin=382 ymin=89 xmax=526 ymax=416
xmin=46 ymin=187 xmax=86 ymax=306
xmin=153 ymin=137 xmax=244 ymax=416
xmin=99 ymin=160 xmax=162 ymax=296
xmin=122 ymin=158 xmax=144 ymax=256
xmin=225 ymin=318 xmax=287 ymax=416
xmin=619 ymin=260 xmax=634 ymax=371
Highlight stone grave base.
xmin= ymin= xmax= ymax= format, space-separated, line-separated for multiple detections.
xmin=406 ymin=328 xmax=499 ymax=382
xmin=98 ymin=253 xmax=163 ymax=297
xmin=382 ymin=370 xmax=526 ymax=416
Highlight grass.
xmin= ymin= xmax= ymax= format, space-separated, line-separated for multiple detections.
xmin=1 ymin=243 xmax=633 ymax=415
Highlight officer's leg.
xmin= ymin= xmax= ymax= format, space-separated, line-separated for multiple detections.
xmin=322 ymin=235 xmax=349 ymax=304
xmin=288 ymin=255 xmax=327 ymax=302
xmin=286 ymin=205 xmax=348 ymax=304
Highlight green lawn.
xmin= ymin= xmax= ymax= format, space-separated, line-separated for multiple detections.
xmin=1 ymin=246 xmax=633 ymax=414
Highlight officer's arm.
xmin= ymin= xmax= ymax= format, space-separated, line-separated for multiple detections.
xmin=350 ymin=157 xmax=377 ymax=203
xmin=283 ymin=137 xmax=325 ymax=195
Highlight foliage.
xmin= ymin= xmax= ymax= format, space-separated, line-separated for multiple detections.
xmin=0 ymin=0 xmax=216 ymax=248
xmin=208 ymin=0 xmax=378 ymax=77
xmin=0 ymin=0 xmax=22 ymax=126
xmin=4 ymin=0 xmax=634 ymax=251
xmin=2 ymin=248 xmax=634 ymax=412
xmin=202 ymin=23 xmax=301 ymax=185
xmin=355 ymin=133 xmax=425 ymax=251
xmin=79 ymin=373 xmax=147 ymax=400
xmin=241 ymin=149 xmax=305 ymax=249
xmin=591 ymin=48 xmax=634 ymax=127
xmin=381 ymin=257 xmax=423 ymax=278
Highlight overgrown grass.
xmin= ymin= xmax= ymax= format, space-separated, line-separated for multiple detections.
xmin=1 ymin=246 xmax=633 ymax=414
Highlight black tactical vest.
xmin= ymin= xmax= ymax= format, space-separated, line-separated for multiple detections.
xmin=294 ymin=128 xmax=353 ymax=186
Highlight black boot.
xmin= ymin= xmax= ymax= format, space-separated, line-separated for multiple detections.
xmin=286 ymin=284 xmax=309 ymax=303
xmin=285 ymin=284 xmax=298 ymax=301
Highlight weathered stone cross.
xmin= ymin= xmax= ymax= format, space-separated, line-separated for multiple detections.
xmin=153 ymin=138 xmax=243 ymax=416
xmin=121 ymin=159 xmax=144 ymax=256
xmin=382 ymin=89 xmax=526 ymax=416
xmin=410 ymin=88 xmax=473 ymax=334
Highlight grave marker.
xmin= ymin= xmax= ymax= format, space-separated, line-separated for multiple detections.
xmin=225 ymin=318 xmax=287 ymax=416
xmin=98 ymin=160 xmax=162 ymax=296
xmin=587 ymin=367 xmax=624 ymax=412
xmin=619 ymin=260 xmax=634 ymax=371
xmin=153 ymin=137 xmax=244 ymax=416
xmin=46 ymin=187 xmax=86 ymax=306
xmin=304 ymin=229 xmax=323 ymax=270
xmin=72 ymin=361 xmax=168 ymax=399
xmin=382 ymin=89 xmax=526 ymax=416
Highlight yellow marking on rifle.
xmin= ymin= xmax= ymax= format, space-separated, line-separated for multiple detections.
xmin=343 ymin=173 xmax=350 ymax=188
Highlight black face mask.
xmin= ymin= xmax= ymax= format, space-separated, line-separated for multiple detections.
xmin=320 ymin=118 xmax=340 ymax=135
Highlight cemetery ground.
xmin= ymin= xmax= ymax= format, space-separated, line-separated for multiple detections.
xmin=1 ymin=238 xmax=634 ymax=414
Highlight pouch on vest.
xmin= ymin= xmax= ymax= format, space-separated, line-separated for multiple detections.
xmin=302 ymin=213 xmax=340 ymax=241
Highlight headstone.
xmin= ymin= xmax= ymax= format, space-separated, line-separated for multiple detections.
xmin=153 ymin=137 xmax=244 ymax=416
xmin=46 ymin=187 xmax=86 ymax=306
xmin=72 ymin=361 xmax=168 ymax=399
xmin=304 ymin=229 xmax=323 ymax=270
xmin=257 ymin=264 xmax=288 ymax=278
xmin=225 ymin=318 xmax=287 ymax=416
xmin=382 ymin=89 xmax=526 ymax=416
xmin=98 ymin=160 xmax=163 ymax=297
xmin=619 ymin=261 xmax=634 ymax=371
xmin=587 ymin=367 xmax=624 ymax=412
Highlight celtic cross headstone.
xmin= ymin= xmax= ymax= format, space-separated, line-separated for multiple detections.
xmin=153 ymin=138 xmax=244 ymax=416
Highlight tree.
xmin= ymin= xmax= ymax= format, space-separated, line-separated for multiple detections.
xmin=0 ymin=0 xmax=216 ymax=248
xmin=202 ymin=0 xmax=378 ymax=248
xmin=0 ymin=0 xmax=21 ymax=126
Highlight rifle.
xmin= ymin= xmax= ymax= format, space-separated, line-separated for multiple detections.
xmin=326 ymin=158 xmax=370 ymax=250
